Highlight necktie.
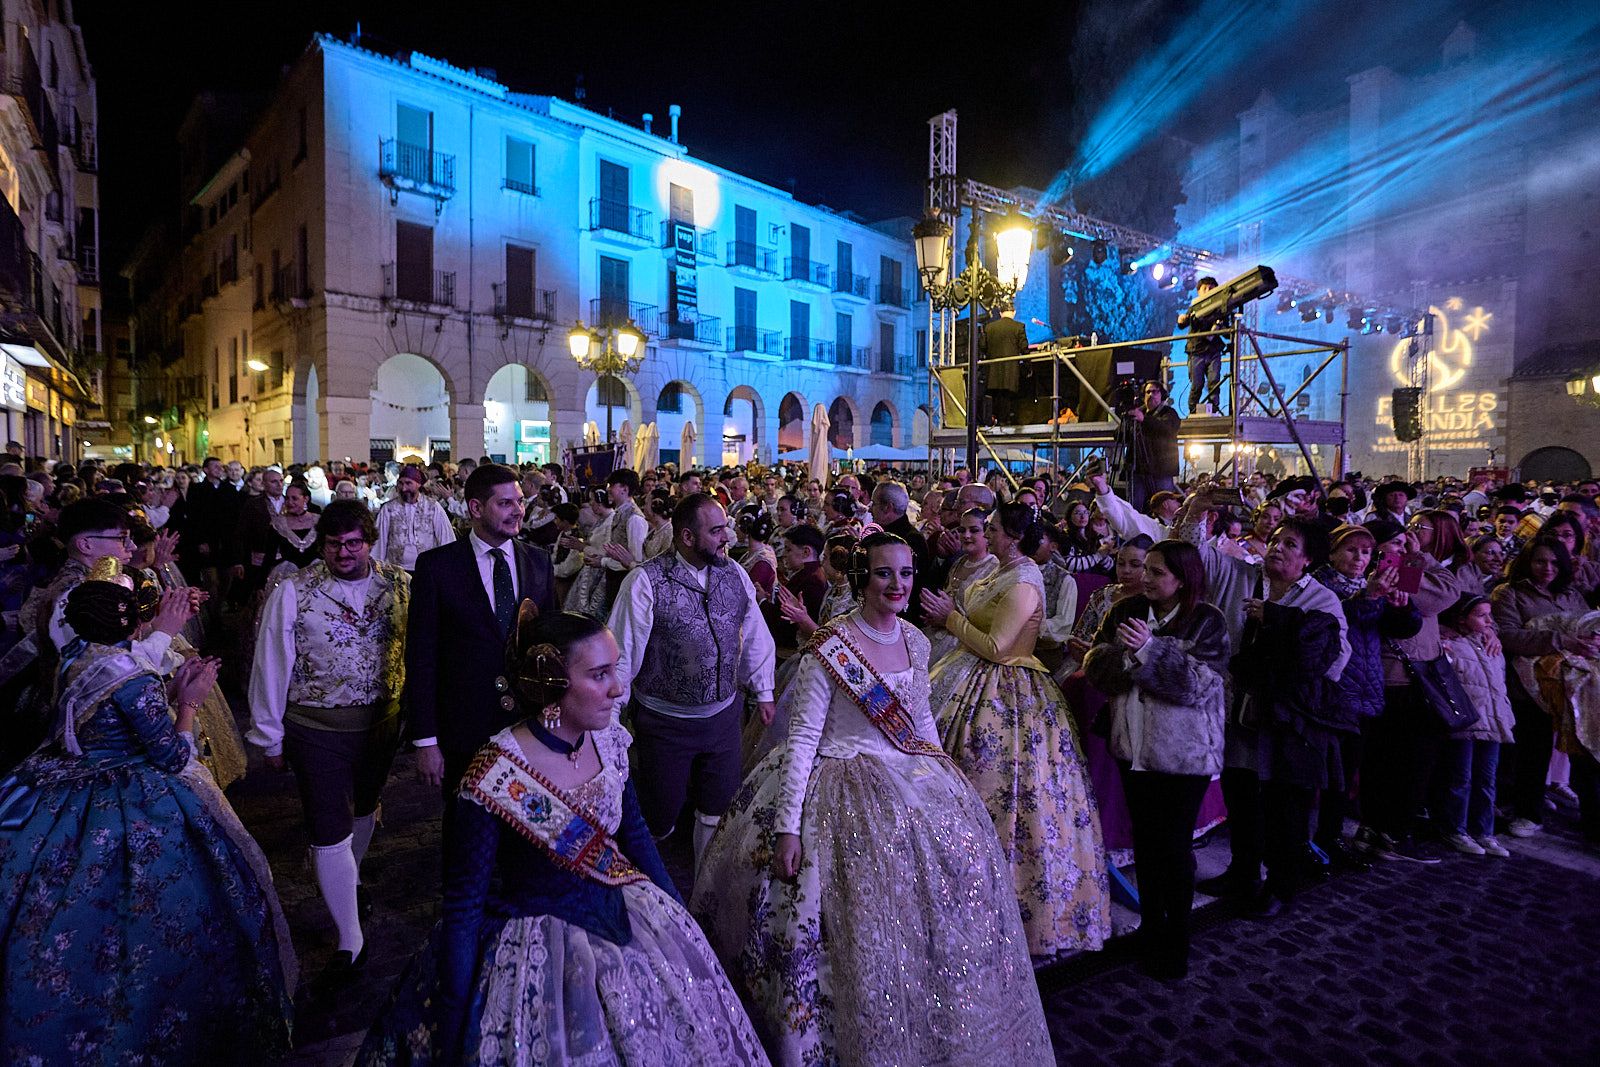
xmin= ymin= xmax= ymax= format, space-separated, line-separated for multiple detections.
xmin=489 ymin=547 xmax=515 ymax=636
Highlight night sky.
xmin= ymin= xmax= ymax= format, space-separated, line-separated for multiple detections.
xmin=79 ymin=0 xmax=1522 ymax=285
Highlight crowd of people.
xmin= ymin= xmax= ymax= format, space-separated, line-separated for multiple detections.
xmin=1 ymin=433 xmax=1598 ymax=1062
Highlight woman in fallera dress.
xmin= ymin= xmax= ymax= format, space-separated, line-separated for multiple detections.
xmin=926 ymin=503 xmax=1112 ymax=958
xmin=0 ymin=559 xmax=295 ymax=1061
xmin=693 ymin=532 xmax=1051 ymax=1067
xmin=360 ymin=607 xmax=767 ymax=1066
xmin=926 ymin=507 xmax=997 ymax=665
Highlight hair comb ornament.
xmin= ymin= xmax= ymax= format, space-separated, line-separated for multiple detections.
xmin=86 ymin=555 xmax=134 ymax=591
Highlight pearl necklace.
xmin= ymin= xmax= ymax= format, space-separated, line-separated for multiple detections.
xmin=854 ymin=611 xmax=901 ymax=645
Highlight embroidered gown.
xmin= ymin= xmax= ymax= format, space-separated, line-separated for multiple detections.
xmin=929 ymin=557 xmax=1112 ymax=957
xmin=925 ymin=553 xmax=997 ymax=665
xmin=693 ymin=619 xmax=1052 ymax=1066
xmin=0 ymin=640 xmax=295 ymax=1060
xmin=360 ymin=722 xmax=767 ymax=1066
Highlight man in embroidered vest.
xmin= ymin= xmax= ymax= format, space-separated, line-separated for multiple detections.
xmin=247 ymin=500 xmax=409 ymax=998
xmin=610 ymin=493 xmax=776 ymax=869
xmin=373 ymin=463 xmax=456 ymax=573
xmin=600 ymin=468 xmax=648 ymax=609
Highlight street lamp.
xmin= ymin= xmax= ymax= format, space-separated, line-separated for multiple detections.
xmin=913 ymin=205 xmax=1031 ymax=471
xmin=568 ymin=318 xmax=646 ymax=442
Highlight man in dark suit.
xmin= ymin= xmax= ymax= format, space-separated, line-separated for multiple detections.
xmin=407 ymin=463 xmax=556 ymax=799
xmin=234 ymin=466 xmax=287 ymax=592
xmin=981 ymin=306 xmax=1030 ymax=424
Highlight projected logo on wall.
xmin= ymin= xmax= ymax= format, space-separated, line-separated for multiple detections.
xmin=1389 ymin=298 xmax=1493 ymax=389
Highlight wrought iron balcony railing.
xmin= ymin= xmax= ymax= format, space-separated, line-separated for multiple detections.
xmin=493 ymin=283 xmax=556 ymax=322
xmin=663 ymin=312 xmax=722 ymax=346
xmin=384 ymin=263 xmax=454 ymax=307
xmin=502 ymin=176 xmax=540 ymax=197
xmin=835 ymin=344 xmax=872 ymax=370
xmin=878 ymin=349 xmax=920 ymax=375
xmin=379 ymin=139 xmax=456 ymax=200
xmin=833 ymin=271 xmax=870 ymax=299
xmin=726 ymin=325 xmax=782 ymax=356
xmin=2 ymin=45 xmax=58 ymax=153
xmin=273 ymin=264 xmax=311 ymax=303
xmin=784 ymin=338 xmax=834 ymax=363
xmin=876 ymin=283 xmax=911 ymax=309
xmin=726 ymin=241 xmax=779 ymax=275
xmin=589 ymin=298 xmax=659 ymax=335
xmin=589 ymin=198 xmax=652 ymax=241
xmin=659 ymin=220 xmax=718 ymax=260
xmin=784 ymin=257 xmax=831 ymax=287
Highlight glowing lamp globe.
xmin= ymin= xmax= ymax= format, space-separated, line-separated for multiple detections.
xmin=912 ymin=211 xmax=954 ymax=291
xmin=616 ymin=321 xmax=645 ymax=359
xmin=993 ymin=212 xmax=1032 ymax=291
xmin=568 ymin=322 xmax=594 ymax=360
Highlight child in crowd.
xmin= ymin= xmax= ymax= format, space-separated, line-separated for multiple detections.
xmin=1439 ymin=594 xmax=1516 ymax=856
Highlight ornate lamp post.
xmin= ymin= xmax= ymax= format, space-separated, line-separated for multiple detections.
xmin=568 ymin=318 xmax=646 ymax=443
xmin=913 ymin=206 xmax=1032 ymax=472
xmin=1566 ymin=370 xmax=1600 ymax=410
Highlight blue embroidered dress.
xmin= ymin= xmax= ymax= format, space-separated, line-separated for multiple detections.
xmin=360 ymin=723 xmax=768 ymax=1066
xmin=0 ymin=639 xmax=294 ymax=1062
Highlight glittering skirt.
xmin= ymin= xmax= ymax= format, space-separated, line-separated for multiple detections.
xmin=358 ymin=882 xmax=769 ymax=1066
xmin=691 ymin=746 xmax=1053 ymax=1067
xmin=0 ymin=754 xmax=295 ymax=1061
xmin=930 ymin=649 xmax=1112 ymax=958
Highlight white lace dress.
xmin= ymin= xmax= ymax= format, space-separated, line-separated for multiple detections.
xmin=693 ymin=619 xmax=1052 ymax=1066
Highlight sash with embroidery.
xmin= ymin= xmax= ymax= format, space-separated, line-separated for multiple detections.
xmin=806 ymin=622 xmax=951 ymax=762
xmin=462 ymin=746 xmax=648 ymax=888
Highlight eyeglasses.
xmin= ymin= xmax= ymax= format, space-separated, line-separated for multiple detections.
xmin=325 ymin=537 xmax=370 ymax=554
xmin=1408 ymin=523 xmax=1434 ymax=533
xmin=85 ymin=534 xmax=134 ymax=548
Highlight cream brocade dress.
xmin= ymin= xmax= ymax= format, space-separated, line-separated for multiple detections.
xmin=925 ymin=553 xmax=998 ymax=665
xmin=693 ymin=620 xmax=1052 ymax=1066
xmin=930 ymin=557 xmax=1112 ymax=958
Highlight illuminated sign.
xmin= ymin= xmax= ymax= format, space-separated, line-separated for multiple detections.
xmin=0 ymin=355 xmax=24 ymax=411
xmin=1390 ymin=298 xmax=1492 ymax=389
xmin=1372 ymin=390 xmax=1501 ymax=452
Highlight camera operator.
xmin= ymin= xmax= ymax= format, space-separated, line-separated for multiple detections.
xmin=1177 ymin=276 xmax=1225 ymax=415
xmin=1127 ymin=381 xmax=1181 ymax=512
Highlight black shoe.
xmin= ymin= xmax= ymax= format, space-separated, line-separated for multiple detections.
xmin=1244 ymin=888 xmax=1289 ymax=920
xmin=1385 ymin=837 xmax=1444 ymax=864
xmin=308 ymin=945 xmax=368 ymax=1001
xmin=1321 ymin=840 xmax=1374 ymax=873
xmin=1196 ymin=868 xmax=1260 ymax=898
xmin=357 ymin=884 xmax=373 ymax=919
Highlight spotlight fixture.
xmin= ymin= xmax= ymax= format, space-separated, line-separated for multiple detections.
xmin=1122 ymin=257 xmax=1138 ymax=275
xmin=1346 ymin=310 xmax=1364 ymax=330
xmin=1049 ymin=234 xmax=1074 ymax=266
xmin=1372 ymin=319 xmax=1386 ymax=334
xmin=1151 ymin=261 xmax=1166 ymax=282
xmin=1091 ymin=239 xmax=1107 ymax=265
xmin=1277 ymin=294 xmax=1294 ymax=313
xmin=1179 ymin=269 xmax=1197 ymax=293
xmin=1158 ymin=269 xmax=1177 ymax=290
xmin=1385 ymin=316 xmax=1402 ymax=335
xmin=1322 ymin=302 xmax=1335 ymax=325
xmin=1300 ymin=304 xmax=1320 ymax=323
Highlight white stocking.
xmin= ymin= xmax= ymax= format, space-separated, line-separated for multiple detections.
xmin=309 ymin=835 xmax=363 ymax=956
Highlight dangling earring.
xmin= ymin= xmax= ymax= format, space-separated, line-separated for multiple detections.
xmin=542 ymin=703 xmax=562 ymax=730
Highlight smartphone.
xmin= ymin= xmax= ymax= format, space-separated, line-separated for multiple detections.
xmin=1396 ymin=562 xmax=1425 ymax=595
xmin=1206 ymin=487 xmax=1246 ymax=509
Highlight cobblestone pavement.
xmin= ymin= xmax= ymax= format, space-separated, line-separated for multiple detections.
xmin=230 ymin=733 xmax=1600 ymax=1065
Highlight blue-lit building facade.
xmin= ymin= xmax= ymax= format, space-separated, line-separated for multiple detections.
xmin=133 ymin=34 xmax=928 ymax=469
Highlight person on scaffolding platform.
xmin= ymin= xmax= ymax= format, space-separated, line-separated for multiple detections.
xmin=1178 ymin=276 xmax=1226 ymax=416
xmin=982 ymin=305 xmax=1030 ymax=425
xmin=1127 ymin=380 xmax=1182 ymax=513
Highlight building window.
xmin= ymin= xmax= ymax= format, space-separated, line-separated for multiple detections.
xmin=255 ymin=263 xmax=265 ymax=309
xmin=504 ymin=137 xmax=536 ymax=195
xmin=294 ymin=106 xmax=308 ymax=164
xmin=271 ymin=350 xmax=285 ymax=391
xmin=296 ymin=224 xmax=309 ymax=297
xmin=395 ymin=221 xmax=433 ymax=301
xmin=397 ymin=103 xmax=432 ymax=150
xmin=228 ymin=337 xmax=239 ymax=404
xmin=658 ymin=382 xmax=684 ymax=413
xmin=669 ymin=183 xmax=693 ymax=224
xmin=504 ymin=245 xmax=537 ymax=317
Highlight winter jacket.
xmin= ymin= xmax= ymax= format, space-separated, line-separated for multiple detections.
xmin=1230 ymin=601 xmax=1347 ymax=735
xmin=1440 ymin=630 xmax=1515 ymax=743
xmin=1318 ymin=580 xmax=1423 ymax=724
xmin=1380 ymin=555 xmax=1462 ymax=686
xmin=1491 ymin=579 xmax=1593 ymax=704
xmin=1083 ymin=596 xmax=1231 ymax=776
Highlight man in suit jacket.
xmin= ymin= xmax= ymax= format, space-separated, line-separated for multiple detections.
xmin=234 ymin=467 xmax=287 ymax=592
xmin=407 ymin=463 xmax=556 ymax=800
xmin=181 ymin=456 xmax=245 ymax=581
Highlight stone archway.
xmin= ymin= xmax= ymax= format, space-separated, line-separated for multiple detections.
xmin=911 ymin=404 xmax=932 ymax=447
xmin=723 ymin=384 xmax=764 ymax=463
xmin=778 ymin=391 xmax=806 ymax=452
xmin=828 ymin=396 xmax=858 ymax=450
xmin=484 ymin=363 xmax=555 ymax=465
xmin=583 ymin=374 xmax=643 ymax=441
xmin=1518 ymin=445 xmax=1592 ymax=482
xmin=370 ymin=352 xmax=452 ymax=464
xmin=869 ymin=400 xmax=896 ymax=447
xmin=656 ymin=379 xmax=705 ymax=466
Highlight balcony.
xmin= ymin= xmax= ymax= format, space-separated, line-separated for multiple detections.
xmin=379 ymin=139 xmax=456 ymax=206
xmin=493 ymin=282 xmax=556 ymax=323
xmin=834 ymin=344 xmax=872 ymax=370
xmin=659 ymin=220 xmax=718 ymax=261
xmin=272 ymin=263 xmax=311 ymax=305
xmin=876 ymin=283 xmax=911 ymax=309
xmin=2 ymin=44 xmax=59 ymax=154
xmin=833 ymin=271 xmax=870 ymax=301
xmin=784 ymin=338 xmax=834 ymax=364
xmin=589 ymin=297 xmax=659 ymax=335
xmin=784 ymin=257 xmax=831 ymax=289
xmin=77 ymin=243 xmax=99 ymax=287
xmin=383 ymin=263 xmax=454 ymax=308
xmin=501 ymin=176 xmax=540 ymax=197
xmin=588 ymin=198 xmax=652 ymax=242
xmin=0 ymin=197 xmax=70 ymax=363
xmin=877 ymin=349 xmax=920 ymax=376
xmin=66 ymin=118 xmax=97 ymax=173
xmin=662 ymin=311 xmax=722 ymax=347
xmin=726 ymin=325 xmax=782 ymax=357
xmin=726 ymin=241 xmax=779 ymax=276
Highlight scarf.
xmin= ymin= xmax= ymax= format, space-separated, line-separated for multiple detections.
xmin=1314 ymin=563 xmax=1366 ymax=600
